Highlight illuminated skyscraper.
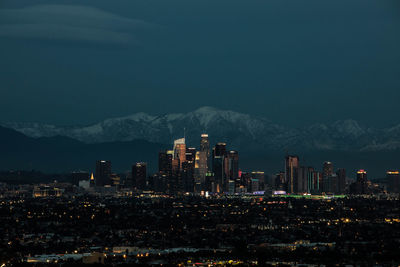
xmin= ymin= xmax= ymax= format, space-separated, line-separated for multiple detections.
xmin=200 ymin=134 xmax=210 ymax=158
xmin=194 ymin=134 xmax=210 ymax=192
xmin=173 ymin=138 xmax=187 ymax=170
xmin=212 ymin=143 xmax=227 ymax=192
xmin=132 ymin=162 xmax=147 ymax=190
xmin=285 ymin=155 xmax=299 ymax=194
xmin=95 ymin=160 xmax=112 ymax=186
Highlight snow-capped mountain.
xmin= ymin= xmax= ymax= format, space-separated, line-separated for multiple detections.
xmin=2 ymin=107 xmax=400 ymax=152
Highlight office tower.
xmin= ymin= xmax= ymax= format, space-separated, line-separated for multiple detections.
xmin=325 ymin=174 xmax=338 ymax=193
xmin=350 ymin=169 xmax=369 ymax=194
xmin=173 ymin=138 xmax=187 ymax=170
xmin=182 ymin=147 xmax=196 ymax=192
xmin=212 ymin=143 xmax=227 ymax=192
xmin=275 ymin=172 xmax=286 ymax=191
xmin=200 ymin=134 xmax=210 ymax=158
xmin=226 ymin=150 xmax=239 ymax=181
xmin=357 ymin=169 xmax=367 ymax=182
xmin=285 ymin=155 xmax=299 ymax=194
xmin=322 ymin=161 xmax=333 ymax=192
xmin=95 ymin=160 xmax=112 ymax=186
xmin=304 ymin=167 xmax=314 ymax=193
xmin=336 ymin=168 xmax=346 ymax=194
xmin=110 ymin=173 xmax=121 ymax=186
xmin=159 ymin=150 xmax=173 ymax=176
xmin=297 ymin=166 xmax=311 ymax=193
xmin=387 ymin=170 xmax=400 ymax=193
xmin=251 ymin=178 xmax=260 ymax=193
xmin=132 ymin=162 xmax=147 ymax=190
xmin=152 ymin=173 xmax=168 ymax=193
xmin=193 ymin=135 xmax=210 ymax=192
xmin=306 ymin=170 xmax=321 ymax=194
xmin=323 ymin=161 xmax=334 ymax=178
xmin=251 ymin=171 xmax=265 ymax=190
xmin=213 ymin=143 xmax=227 ymax=157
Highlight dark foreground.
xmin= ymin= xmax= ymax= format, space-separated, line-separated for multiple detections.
xmin=1 ymin=195 xmax=399 ymax=266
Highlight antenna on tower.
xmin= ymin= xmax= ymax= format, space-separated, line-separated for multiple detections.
xmin=184 ymin=127 xmax=186 ymax=140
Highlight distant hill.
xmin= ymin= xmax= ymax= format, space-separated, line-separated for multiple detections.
xmin=0 ymin=125 xmax=168 ymax=173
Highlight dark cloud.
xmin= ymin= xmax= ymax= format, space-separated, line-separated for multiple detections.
xmin=0 ymin=5 xmax=156 ymax=44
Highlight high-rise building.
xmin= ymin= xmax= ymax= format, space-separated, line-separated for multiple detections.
xmin=357 ymin=169 xmax=367 ymax=182
xmin=226 ymin=150 xmax=239 ymax=181
xmin=173 ymin=138 xmax=187 ymax=170
xmin=194 ymin=134 xmax=210 ymax=192
xmin=200 ymin=134 xmax=210 ymax=158
xmin=322 ymin=161 xmax=334 ymax=192
xmin=158 ymin=150 xmax=173 ymax=175
xmin=95 ymin=160 xmax=112 ymax=186
xmin=350 ymin=169 xmax=369 ymax=194
xmin=182 ymin=147 xmax=196 ymax=192
xmin=323 ymin=161 xmax=334 ymax=178
xmin=387 ymin=170 xmax=400 ymax=193
xmin=336 ymin=168 xmax=346 ymax=194
xmin=251 ymin=171 xmax=265 ymax=191
xmin=132 ymin=162 xmax=147 ymax=190
xmin=212 ymin=143 xmax=227 ymax=192
xmin=213 ymin=143 xmax=227 ymax=157
xmin=285 ymin=155 xmax=299 ymax=194
xmin=297 ymin=166 xmax=312 ymax=193
xmin=275 ymin=171 xmax=286 ymax=191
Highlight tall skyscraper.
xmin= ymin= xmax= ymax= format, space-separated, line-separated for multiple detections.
xmin=182 ymin=147 xmax=196 ymax=192
xmin=194 ymin=134 xmax=210 ymax=192
xmin=336 ymin=168 xmax=346 ymax=194
xmin=213 ymin=143 xmax=227 ymax=157
xmin=323 ymin=161 xmax=334 ymax=178
xmin=285 ymin=155 xmax=299 ymax=194
xmin=132 ymin=162 xmax=147 ymax=190
xmin=213 ymin=143 xmax=227 ymax=192
xmin=159 ymin=150 xmax=173 ymax=175
xmin=95 ymin=160 xmax=112 ymax=186
xmin=225 ymin=150 xmax=239 ymax=181
xmin=350 ymin=169 xmax=369 ymax=194
xmin=297 ymin=166 xmax=311 ymax=193
xmin=321 ymin=161 xmax=334 ymax=193
xmin=173 ymin=138 xmax=187 ymax=170
xmin=387 ymin=170 xmax=400 ymax=193
xmin=200 ymin=134 xmax=210 ymax=158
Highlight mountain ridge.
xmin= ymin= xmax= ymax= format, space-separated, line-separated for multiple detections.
xmin=2 ymin=107 xmax=400 ymax=152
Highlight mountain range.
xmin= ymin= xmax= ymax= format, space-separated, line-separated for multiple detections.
xmin=3 ymin=106 xmax=400 ymax=152
xmin=0 ymin=107 xmax=399 ymax=177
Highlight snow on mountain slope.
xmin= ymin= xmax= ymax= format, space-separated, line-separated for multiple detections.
xmin=2 ymin=107 xmax=400 ymax=151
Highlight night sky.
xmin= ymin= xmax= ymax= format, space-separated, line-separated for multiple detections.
xmin=1 ymin=0 xmax=399 ymax=127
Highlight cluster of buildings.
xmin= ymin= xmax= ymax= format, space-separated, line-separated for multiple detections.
xmin=84 ymin=134 xmax=266 ymax=195
xmin=74 ymin=134 xmax=400 ymax=196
